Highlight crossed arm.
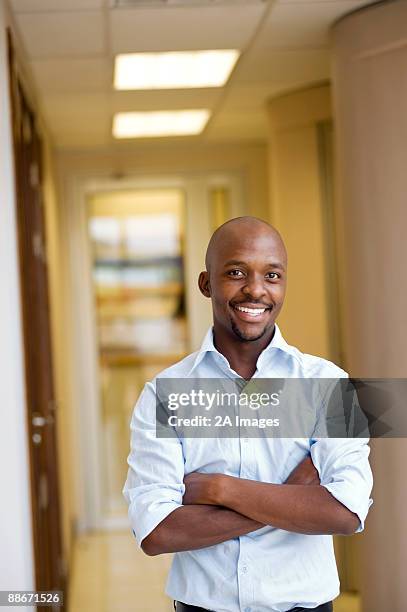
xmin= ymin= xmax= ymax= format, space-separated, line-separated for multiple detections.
xmin=141 ymin=456 xmax=360 ymax=556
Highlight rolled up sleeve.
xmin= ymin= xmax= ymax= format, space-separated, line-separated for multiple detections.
xmin=122 ymin=382 xmax=185 ymax=546
xmin=310 ymin=438 xmax=373 ymax=533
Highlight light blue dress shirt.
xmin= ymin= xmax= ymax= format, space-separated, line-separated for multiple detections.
xmin=123 ymin=325 xmax=373 ymax=612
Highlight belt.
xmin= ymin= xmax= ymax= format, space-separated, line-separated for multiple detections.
xmin=175 ymin=602 xmax=333 ymax=612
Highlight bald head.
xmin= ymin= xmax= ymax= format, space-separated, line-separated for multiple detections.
xmin=199 ymin=216 xmax=287 ymax=345
xmin=205 ymin=216 xmax=287 ymax=273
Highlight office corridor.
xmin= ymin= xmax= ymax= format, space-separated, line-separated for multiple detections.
xmin=68 ymin=532 xmax=361 ymax=612
xmin=3 ymin=1 xmax=407 ymax=609
xmin=68 ymin=531 xmax=173 ymax=612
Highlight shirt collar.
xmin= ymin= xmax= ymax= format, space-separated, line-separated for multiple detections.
xmin=187 ymin=323 xmax=292 ymax=376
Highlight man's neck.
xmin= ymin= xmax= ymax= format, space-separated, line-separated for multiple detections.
xmin=213 ymin=325 xmax=275 ymax=380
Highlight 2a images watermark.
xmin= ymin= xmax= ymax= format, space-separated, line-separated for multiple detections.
xmin=155 ymin=378 xmax=407 ymax=439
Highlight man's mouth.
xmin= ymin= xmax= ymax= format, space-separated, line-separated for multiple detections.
xmin=231 ymin=303 xmax=272 ymax=320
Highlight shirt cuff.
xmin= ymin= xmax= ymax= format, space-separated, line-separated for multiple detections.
xmin=127 ymin=483 xmax=185 ymax=545
xmin=322 ymin=481 xmax=373 ymax=533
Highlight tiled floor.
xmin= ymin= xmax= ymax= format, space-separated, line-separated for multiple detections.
xmin=68 ymin=531 xmax=361 ymax=612
xmin=68 ymin=531 xmax=173 ymax=612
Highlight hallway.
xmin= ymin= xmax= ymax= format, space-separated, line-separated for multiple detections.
xmin=68 ymin=532 xmax=172 ymax=612
xmin=2 ymin=0 xmax=407 ymax=610
xmin=68 ymin=532 xmax=361 ymax=612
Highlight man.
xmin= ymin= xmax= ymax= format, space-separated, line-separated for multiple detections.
xmin=123 ymin=216 xmax=373 ymax=612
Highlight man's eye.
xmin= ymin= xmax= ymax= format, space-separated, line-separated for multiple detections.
xmin=228 ymin=269 xmax=244 ymax=277
xmin=266 ymin=272 xmax=280 ymax=280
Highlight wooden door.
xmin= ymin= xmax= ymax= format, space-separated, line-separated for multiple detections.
xmin=7 ymin=32 xmax=66 ymax=608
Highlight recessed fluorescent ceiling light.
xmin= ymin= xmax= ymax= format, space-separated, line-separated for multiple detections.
xmin=114 ymin=50 xmax=239 ymax=90
xmin=112 ymin=110 xmax=210 ymax=138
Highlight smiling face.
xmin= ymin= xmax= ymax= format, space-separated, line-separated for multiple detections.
xmin=199 ymin=217 xmax=287 ymax=345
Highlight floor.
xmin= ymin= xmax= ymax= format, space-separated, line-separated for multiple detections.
xmin=68 ymin=531 xmax=361 ymax=612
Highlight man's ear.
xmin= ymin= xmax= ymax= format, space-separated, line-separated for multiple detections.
xmin=198 ymin=271 xmax=211 ymax=298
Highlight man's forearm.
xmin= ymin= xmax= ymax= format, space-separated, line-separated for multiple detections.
xmin=142 ymin=455 xmax=324 ymax=556
xmin=219 ymin=477 xmax=359 ymax=535
xmin=141 ymin=504 xmax=263 ymax=556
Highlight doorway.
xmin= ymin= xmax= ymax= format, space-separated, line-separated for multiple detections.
xmin=7 ymin=31 xmax=65 ymax=604
xmin=87 ymin=188 xmax=188 ymax=521
xmin=67 ymin=171 xmax=244 ymax=531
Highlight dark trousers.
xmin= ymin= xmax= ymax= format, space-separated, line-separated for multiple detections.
xmin=175 ymin=601 xmax=333 ymax=612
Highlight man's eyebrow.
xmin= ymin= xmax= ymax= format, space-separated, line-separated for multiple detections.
xmin=223 ymin=259 xmax=286 ymax=270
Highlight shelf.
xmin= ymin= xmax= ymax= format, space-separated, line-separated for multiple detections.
xmin=93 ymin=255 xmax=182 ymax=267
xmin=95 ymin=282 xmax=183 ymax=301
xmin=100 ymin=350 xmax=187 ymax=368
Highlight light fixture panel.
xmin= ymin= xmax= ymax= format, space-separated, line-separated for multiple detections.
xmin=114 ymin=50 xmax=239 ymax=90
xmin=112 ymin=109 xmax=210 ymax=138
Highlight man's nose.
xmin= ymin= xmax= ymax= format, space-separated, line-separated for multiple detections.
xmin=242 ymin=274 xmax=267 ymax=299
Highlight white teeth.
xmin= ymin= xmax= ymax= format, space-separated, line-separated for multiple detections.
xmin=235 ymin=306 xmax=266 ymax=316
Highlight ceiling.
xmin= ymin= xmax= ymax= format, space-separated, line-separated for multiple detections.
xmin=9 ymin=0 xmax=377 ymax=149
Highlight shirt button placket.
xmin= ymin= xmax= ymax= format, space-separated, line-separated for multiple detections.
xmin=238 ymin=554 xmax=254 ymax=612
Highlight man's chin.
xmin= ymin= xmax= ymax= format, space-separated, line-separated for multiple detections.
xmin=231 ymin=320 xmax=269 ymax=342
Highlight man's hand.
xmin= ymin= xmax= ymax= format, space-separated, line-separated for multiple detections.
xmin=183 ymin=472 xmax=223 ymax=505
xmin=146 ymin=454 xmax=352 ymax=556
xmin=183 ymin=454 xmax=358 ymax=536
xmin=183 ymin=454 xmax=320 ymax=506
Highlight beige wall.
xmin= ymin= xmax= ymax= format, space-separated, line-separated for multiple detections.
xmin=267 ymin=84 xmax=335 ymax=361
xmin=333 ymin=2 xmax=407 ymax=610
xmin=56 ymin=141 xmax=268 ymax=218
xmin=267 ymin=83 xmax=363 ymax=592
xmin=42 ymin=138 xmax=76 ymax=571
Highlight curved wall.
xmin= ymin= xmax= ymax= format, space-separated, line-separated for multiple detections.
xmin=333 ymin=3 xmax=407 ymax=609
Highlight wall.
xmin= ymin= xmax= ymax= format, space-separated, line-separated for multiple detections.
xmin=42 ymin=137 xmax=76 ymax=573
xmin=0 ymin=0 xmax=35 ymax=601
xmin=267 ymin=83 xmax=363 ymax=591
xmin=267 ymin=84 xmax=335 ymax=361
xmin=57 ymin=141 xmax=268 ymax=219
xmin=333 ymin=2 xmax=407 ymax=609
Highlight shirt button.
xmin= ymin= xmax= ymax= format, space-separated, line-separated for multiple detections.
xmin=241 ymin=566 xmax=248 ymax=573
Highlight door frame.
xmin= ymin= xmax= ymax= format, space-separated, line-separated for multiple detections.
xmin=63 ymin=170 xmax=245 ymax=531
xmin=7 ymin=29 xmax=65 ymax=598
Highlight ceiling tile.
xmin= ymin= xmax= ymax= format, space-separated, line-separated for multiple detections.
xmin=256 ymin=0 xmax=377 ymax=48
xmin=41 ymin=93 xmax=110 ymax=147
xmin=40 ymin=93 xmax=109 ymax=128
xmin=9 ymin=0 xmax=104 ymax=11
xmin=109 ymin=4 xmax=267 ymax=53
xmin=9 ymin=0 xmax=373 ymax=148
xmin=16 ymin=11 xmax=105 ymax=58
xmin=234 ymin=48 xmax=330 ymax=83
xmin=111 ymin=88 xmax=222 ymax=112
xmin=53 ymin=130 xmax=110 ymax=148
xmin=30 ymin=58 xmax=111 ymax=92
